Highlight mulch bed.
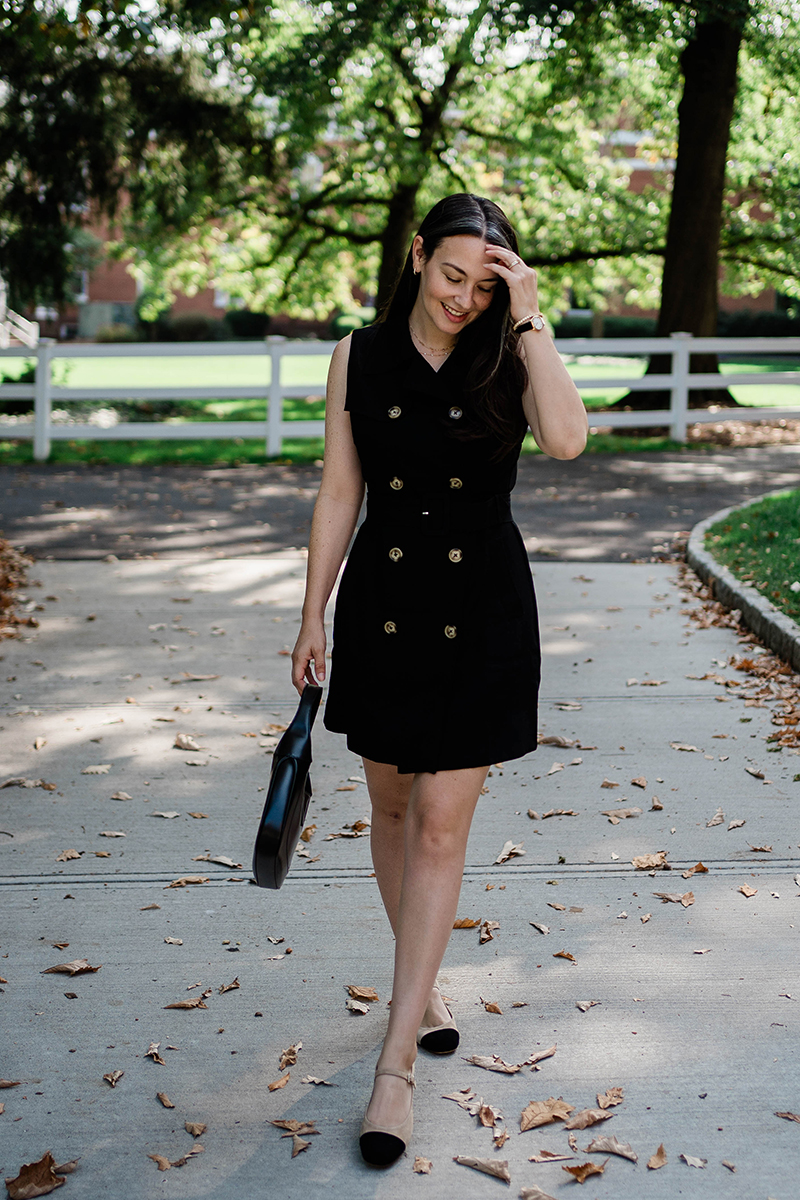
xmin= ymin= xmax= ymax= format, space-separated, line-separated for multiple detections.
xmin=0 ymin=538 xmax=35 ymax=639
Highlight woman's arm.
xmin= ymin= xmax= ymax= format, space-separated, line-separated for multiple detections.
xmin=291 ymin=334 xmax=365 ymax=692
xmin=484 ymin=245 xmax=588 ymax=460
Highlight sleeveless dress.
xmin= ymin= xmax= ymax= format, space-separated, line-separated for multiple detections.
xmin=323 ymin=319 xmax=541 ymax=774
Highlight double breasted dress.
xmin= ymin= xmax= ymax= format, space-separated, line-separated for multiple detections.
xmin=323 ymin=319 xmax=541 ymax=774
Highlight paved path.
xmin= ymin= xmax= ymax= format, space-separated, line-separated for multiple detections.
xmin=3 ymin=442 xmax=800 ymax=562
xmin=2 ymin=554 xmax=799 ymax=1198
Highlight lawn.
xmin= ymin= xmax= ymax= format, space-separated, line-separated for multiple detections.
xmin=705 ymin=489 xmax=800 ymax=623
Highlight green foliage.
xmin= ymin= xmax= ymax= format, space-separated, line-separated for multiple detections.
xmin=706 ymin=489 xmax=800 ymax=622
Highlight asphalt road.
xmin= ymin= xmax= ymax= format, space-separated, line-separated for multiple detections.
xmin=2 ymin=443 xmax=800 ymax=562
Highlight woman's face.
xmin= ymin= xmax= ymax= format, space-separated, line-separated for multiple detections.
xmin=411 ymin=234 xmax=500 ymax=334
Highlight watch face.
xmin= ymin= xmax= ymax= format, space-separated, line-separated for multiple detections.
xmin=532 ymin=315 xmax=545 ymax=330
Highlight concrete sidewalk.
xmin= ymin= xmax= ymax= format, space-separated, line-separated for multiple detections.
xmin=1 ymin=554 xmax=799 ymax=1199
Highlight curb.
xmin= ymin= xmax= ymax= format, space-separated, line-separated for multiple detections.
xmin=686 ymin=488 xmax=800 ymax=673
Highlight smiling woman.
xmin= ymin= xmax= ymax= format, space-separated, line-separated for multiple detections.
xmin=289 ymin=192 xmax=587 ymax=1169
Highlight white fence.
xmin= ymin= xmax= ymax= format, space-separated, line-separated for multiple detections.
xmin=1 ymin=332 xmax=799 ymax=461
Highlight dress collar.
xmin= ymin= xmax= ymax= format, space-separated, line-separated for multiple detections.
xmin=359 ymin=318 xmax=472 ymax=399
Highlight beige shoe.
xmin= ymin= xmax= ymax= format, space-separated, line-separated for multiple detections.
xmin=359 ymin=1064 xmax=415 ymax=1166
xmin=417 ymin=985 xmax=459 ymax=1054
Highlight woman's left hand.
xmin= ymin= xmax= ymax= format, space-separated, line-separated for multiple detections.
xmin=484 ymin=244 xmax=540 ymax=325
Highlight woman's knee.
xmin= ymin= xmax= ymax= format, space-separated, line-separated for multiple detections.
xmin=405 ymin=801 xmax=469 ymax=859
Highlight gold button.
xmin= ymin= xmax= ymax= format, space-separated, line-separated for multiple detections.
xmin=448 ymin=548 xmax=462 ymax=563
xmin=449 ymin=477 xmax=462 ymax=490
xmin=389 ymin=547 xmax=403 ymax=562
xmin=384 ymin=620 xmax=397 ymax=634
xmin=449 ymin=406 xmax=463 ymax=420
xmin=390 ymin=476 xmax=403 ymax=490
xmin=444 ymin=625 xmax=457 ymax=639
xmin=388 ymin=405 xmax=401 ymax=419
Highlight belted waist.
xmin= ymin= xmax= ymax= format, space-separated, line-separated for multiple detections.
xmin=365 ymin=490 xmax=512 ymax=535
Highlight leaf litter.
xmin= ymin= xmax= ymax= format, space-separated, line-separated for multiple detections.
xmin=5 ymin=1151 xmax=79 ymax=1199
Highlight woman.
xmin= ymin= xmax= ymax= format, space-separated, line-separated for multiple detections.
xmin=291 ymin=193 xmax=587 ymax=1167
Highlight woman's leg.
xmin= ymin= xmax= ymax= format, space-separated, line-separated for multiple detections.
xmin=363 ymin=758 xmax=453 ymax=1028
xmin=364 ymin=763 xmax=489 ymax=1129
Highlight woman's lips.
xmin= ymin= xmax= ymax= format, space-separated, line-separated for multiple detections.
xmin=442 ymin=303 xmax=468 ymax=323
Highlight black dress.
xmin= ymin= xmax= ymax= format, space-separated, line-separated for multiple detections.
xmin=323 ymin=319 xmax=541 ymax=774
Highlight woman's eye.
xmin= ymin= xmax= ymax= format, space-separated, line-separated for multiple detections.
xmin=444 ymin=275 xmax=459 ymax=283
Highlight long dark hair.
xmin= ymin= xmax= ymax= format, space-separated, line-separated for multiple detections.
xmin=380 ymin=193 xmax=528 ymax=454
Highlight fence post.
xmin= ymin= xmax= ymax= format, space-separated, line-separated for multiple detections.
xmin=267 ymin=336 xmax=285 ymax=457
xmin=33 ymin=337 xmax=55 ymax=462
xmin=669 ymin=332 xmax=692 ymax=442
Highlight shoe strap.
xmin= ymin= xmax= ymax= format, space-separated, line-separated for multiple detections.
xmin=375 ymin=1065 xmax=416 ymax=1087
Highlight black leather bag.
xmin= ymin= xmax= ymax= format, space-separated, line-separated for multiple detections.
xmin=252 ymin=684 xmax=322 ymax=889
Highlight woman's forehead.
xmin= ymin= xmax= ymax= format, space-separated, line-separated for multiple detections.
xmin=431 ymin=235 xmax=493 ymax=270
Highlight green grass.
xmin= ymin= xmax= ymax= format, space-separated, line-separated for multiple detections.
xmin=705 ymin=489 xmax=800 ymax=623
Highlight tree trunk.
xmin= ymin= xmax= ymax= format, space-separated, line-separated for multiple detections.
xmin=616 ymin=17 xmax=743 ymax=413
xmin=375 ymin=182 xmax=421 ymax=313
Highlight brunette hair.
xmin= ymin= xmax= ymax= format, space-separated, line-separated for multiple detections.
xmin=380 ymin=193 xmax=528 ymax=454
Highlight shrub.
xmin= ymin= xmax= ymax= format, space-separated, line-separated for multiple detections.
xmin=224 ymin=309 xmax=271 ymax=339
xmin=96 ymin=323 xmax=141 ymax=343
xmin=329 ymin=307 xmax=375 ymax=338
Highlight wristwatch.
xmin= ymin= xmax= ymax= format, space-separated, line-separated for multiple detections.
xmin=513 ymin=313 xmax=546 ymax=333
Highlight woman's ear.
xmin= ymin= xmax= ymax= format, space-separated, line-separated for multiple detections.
xmin=411 ymin=235 xmax=425 ymax=273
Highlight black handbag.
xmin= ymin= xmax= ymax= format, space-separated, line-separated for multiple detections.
xmin=252 ymin=684 xmax=322 ymax=889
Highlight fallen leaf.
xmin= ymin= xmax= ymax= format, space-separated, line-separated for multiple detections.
xmin=748 ymin=843 xmax=772 ymax=852
xmin=187 ymin=812 xmax=209 ymax=819
xmin=151 ymin=811 xmax=180 ymax=820
xmin=602 ymin=807 xmax=642 ymax=823
xmin=539 ymin=735 xmax=576 ymax=747
xmin=520 ymin=1096 xmax=575 ymax=1131
xmin=541 ymin=808 xmax=578 ymax=818
xmin=586 ymin=1133 xmax=637 ymax=1162
xmin=157 ymin=1092 xmax=174 ymax=1109
xmin=494 ymin=1128 xmax=510 ymax=1148
xmin=335 ymin=784 xmax=357 ymax=791
xmin=728 ymin=819 xmax=746 ymax=831
xmin=299 ymin=824 xmax=316 ymax=843
xmin=722 ymin=1159 xmax=736 ymax=1172
xmin=739 ymin=884 xmax=758 ymax=898
xmin=345 ymin=998 xmax=369 ymax=1014
xmin=480 ymin=920 xmax=500 ymax=944
xmin=482 ymin=999 xmax=503 ymax=1014
xmin=653 ymin=891 xmax=694 ymax=907
xmin=477 ymin=1102 xmax=503 ymax=1128
xmin=647 ymin=1143 xmax=667 ymax=1169
xmin=192 ymin=854 xmax=242 ymax=868
xmin=164 ymin=996 xmax=208 ymax=1010
xmin=164 ymin=937 xmax=183 ymax=946
xmin=680 ymin=1153 xmax=707 ymax=1168
xmin=442 ymin=1087 xmax=478 ymax=1111
xmin=55 ymin=849 xmax=82 ymax=862
xmin=94 ymin=851 xmax=111 ymax=858
xmin=775 ymin=1110 xmax=800 ymax=1123
xmin=268 ymin=1073 xmax=290 ymax=1091
xmin=626 ymin=677 xmax=638 ymax=687
xmin=81 ymin=764 xmax=111 ymax=774
xmin=527 ymin=810 xmax=541 ymax=820
xmin=174 ymin=733 xmax=203 ymax=751
xmin=165 ymin=876 xmax=209 ymax=888
xmin=631 ymin=776 xmax=647 ymax=789
xmin=562 ymin=1159 xmax=607 ymax=1182
xmin=145 ymin=1043 xmax=166 ymax=1065
xmin=632 ymin=851 xmax=669 ymax=870
xmin=600 ymin=779 xmax=619 ymax=789
xmin=745 ymin=766 xmax=765 ymax=780
xmin=567 ymin=1133 xmax=578 ymax=1152
xmin=553 ymin=950 xmax=576 ymax=963
xmin=546 ymin=762 xmax=564 ymax=775
xmin=682 ymin=862 xmax=708 ymax=878
xmin=219 ymin=977 xmax=240 ymax=994
xmin=597 ymin=1087 xmax=624 ymax=1109
xmin=272 ymin=1119 xmax=320 ymax=1135
xmin=5 ymin=1151 xmax=70 ymax=1198
xmin=651 ymin=796 xmax=663 ymax=810
xmin=464 ymin=1054 xmax=520 ymax=1074
xmin=452 ymin=1156 xmax=510 ymax=1183
xmin=520 ymin=1187 xmax=558 ymax=1200
xmin=185 ymin=1122 xmax=206 ymax=1137
xmin=564 ymin=1108 xmax=612 ymax=1130
xmin=345 ymin=985 xmax=379 ymax=1002
xmin=103 ymin=1070 xmax=124 ymax=1087
xmin=98 ymin=831 xmax=125 ymax=838
xmin=495 ymin=839 xmax=525 ymax=864
xmin=175 ymin=672 xmax=219 ymax=682
xmin=1 ymin=777 xmax=57 ymax=791
xmin=547 ymin=902 xmax=566 ymax=911
xmin=670 ymin=743 xmax=701 ymax=752
xmin=528 ymin=1150 xmax=573 ymax=1163
xmin=279 ymin=1042 xmax=302 ymax=1070
xmin=413 ymin=1156 xmax=432 ymax=1174
xmin=110 ymin=792 xmax=132 ymax=801
xmin=301 ymin=1076 xmax=335 ymax=1086
xmin=148 ymin=1154 xmax=171 ymax=1172
xmin=694 ymin=948 xmax=712 ymax=954
xmin=41 ymin=959 xmax=100 ymax=976
xmin=706 ymin=807 xmax=725 ymax=827
xmin=530 ymin=922 xmax=550 ymax=935
xmin=575 ymin=1000 xmax=600 ymax=1012
xmin=641 ymin=913 xmax=651 ymax=923
xmin=526 ymin=1045 xmax=557 ymax=1069
xmin=453 ymin=917 xmax=481 ymax=929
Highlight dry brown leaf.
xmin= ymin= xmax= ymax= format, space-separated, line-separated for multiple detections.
xmin=586 ymin=1133 xmax=637 ymax=1162
xmin=597 ymin=1086 xmax=624 ymax=1109
xmin=670 ymin=743 xmax=701 ymax=752
xmin=528 ymin=1150 xmax=573 ymax=1163
xmin=546 ymin=761 xmax=564 ymax=775
xmin=520 ymin=1187 xmax=558 ymax=1200
xmin=494 ymin=1128 xmax=510 ymax=1149
xmin=641 ymin=913 xmax=651 ymax=923
xmin=272 ymin=1120 xmax=320 ymax=1135
xmin=174 ymin=733 xmax=203 ymax=751
xmin=538 ymin=734 xmax=576 ymax=747
xmin=748 ymin=843 xmax=772 ymax=852
xmin=345 ymin=984 xmax=379 ymax=1002
xmin=81 ymin=763 xmax=111 ymax=774
xmin=145 ymin=1042 xmax=166 ymax=1065
xmin=575 ymin=1000 xmax=600 ymax=1012
xmin=187 ymin=812 xmax=208 ymax=819
xmin=452 ymin=1156 xmax=510 ymax=1183
xmin=651 ymin=796 xmax=663 ymax=810
xmin=442 ymin=1087 xmax=478 ymax=1111
xmin=494 ymin=839 xmax=525 ymax=864
xmin=526 ymin=1045 xmax=557 ymax=1069
xmin=647 ymin=1143 xmax=668 ymax=1169
xmin=728 ymin=819 xmax=746 ymax=831
xmin=706 ymin=807 xmax=725 ymax=827
xmin=291 ymin=1134 xmax=310 ymax=1157
xmin=739 ymin=884 xmax=758 ymax=898
xmin=693 ymin=948 xmax=712 ymax=954
xmin=653 ymin=891 xmax=694 ymax=907
xmin=477 ymin=1102 xmax=503 ymax=1128
xmin=602 ymin=807 xmax=642 ymax=823
xmin=151 ymin=811 xmax=180 ymax=820
xmin=453 ymin=917 xmax=481 ymax=929
xmin=164 ymin=937 xmax=183 ymax=945
xmin=745 ymin=766 xmax=765 ymax=779
xmin=553 ymin=950 xmax=576 ymax=963
xmin=185 ymin=1122 xmax=206 ymax=1137
xmin=156 ymin=1092 xmax=174 ymax=1109
xmin=530 ymin=922 xmax=550 ymax=935
xmin=41 ymin=959 xmax=100 ymax=976
xmin=103 ymin=1070 xmax=124 ymax=1087
xmin=301 ymin=1076 xmax=335 ymax=1086
xmin=564 ymin=1108 xmax=611 ymax=1130
xmin=631 ymin=776 xmax=647 ymax=788
xmin=0 ymin=1103 xmax=4 ymax=1115
xmin=219 ymin=977 xmax=240 ymax=994
xmin=54 ymin=849 xmax=82 ymax=862
xmin=520 ymin=1096 xmax=575 ymax=1131
xmin=562 ymin=1159 xmax=607 ymax=1183
xmin=541 ymin=808 xmax=578 ymax=818
xmin=413 ymin=1156 xmax=432 ymax=1174
xmin=98 ymin=831 xmax=125 ymax=838
xmin=600 ymin=779 xmax=619 ymax=789
xmin=482 ymin=999 xmax=503 ymax=1015
xmin=547 ymin=901 xmax=566 ymax=911
xmin=464 ymin=1054 xmax=520 ymax=1073
xmin=164 ymin=996 xmax=208 ymax=1010
xmin=682 ymin=862 xmax=708 ymax=879
xmin=480 ymin=920 xmax=500 ymax=944
xmin=775 ymin=1110 xmax=800 ymax=1122
xmin=680 ymin=1153 xmax=707 ymax=1168
xmin=722 ymin=1159 xmax=737 ymax=1172
xmin=148 ymin=1154 xmax=171 ymax=1172
xmin=5 ymin=1151 xmax=71 ymax=1198
xmin=279 ymin=1042 xmax=302 ymax=1070
xmin=94 ymin=851 xmax=111 ymax=858
xmin=632 ymin=851 xmax=669 ymax=870
xmin=268 ymin=1073 xmax=290 ymax=1092
xmin=299 ymin=824 xmax=316 ymax=843
xmin=110 ymin=791 xmax=132 ymax=801
xmin=527 ymin=809 xmax=541 ymax=820
xmin=345 ymin=998 xmax=369 ymax=1014
xmin=567 ymin=1133 xmax=579 ymax=1152
xmin=165 ymin=876 xmax=209 ymax=888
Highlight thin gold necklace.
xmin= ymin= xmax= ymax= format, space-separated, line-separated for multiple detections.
xmin=409 ymin=322 xmax=456 ymax=357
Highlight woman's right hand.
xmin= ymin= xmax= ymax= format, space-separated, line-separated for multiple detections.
xmin=291 ymin=618 xmax=327 ymax=694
